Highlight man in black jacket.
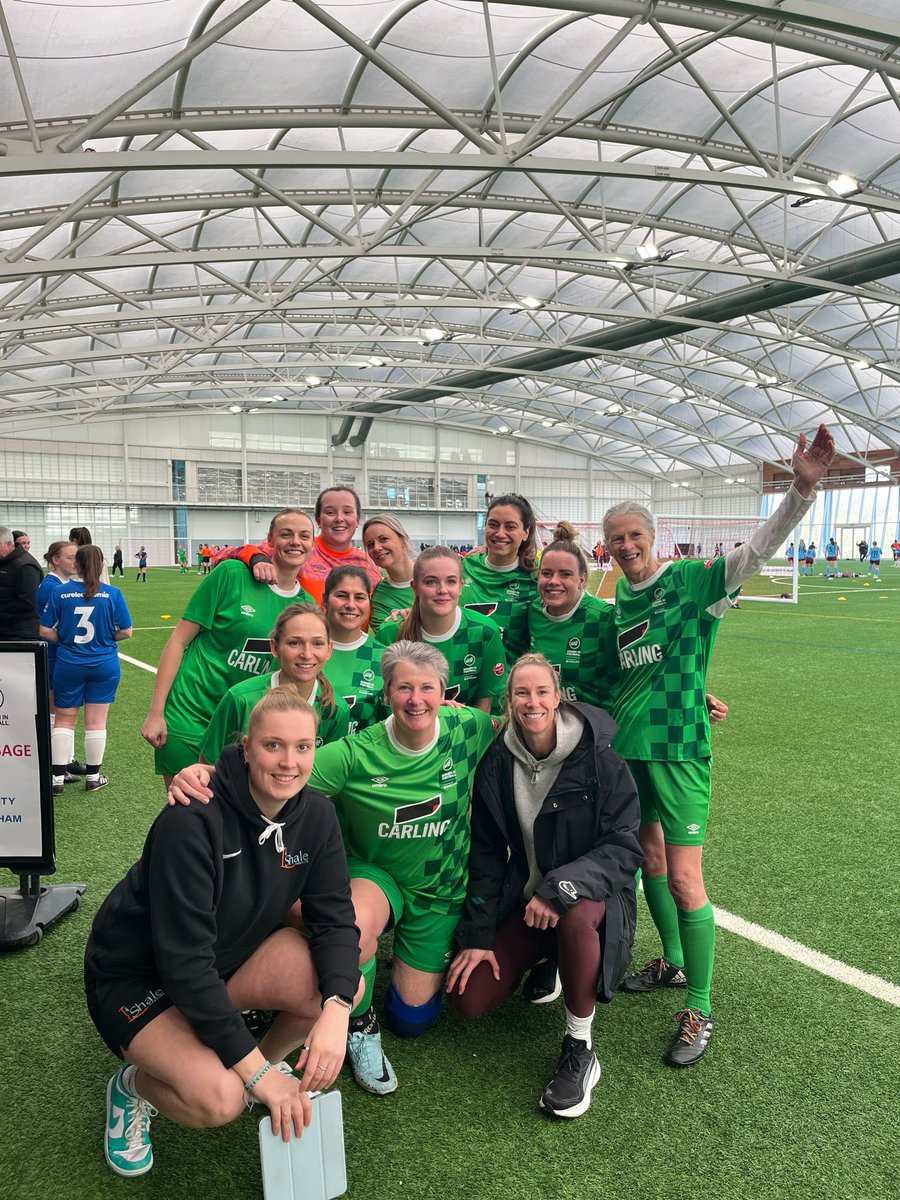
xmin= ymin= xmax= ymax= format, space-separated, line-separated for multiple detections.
xmin=0 ymin=524 xmax=42 ymax=639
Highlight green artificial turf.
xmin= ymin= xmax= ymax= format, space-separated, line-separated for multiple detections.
xmin=1 ymin=565 xmax=898 ymax=1200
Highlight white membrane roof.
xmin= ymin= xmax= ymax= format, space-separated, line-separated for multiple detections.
xmin=2 ymin=0 xmax=900 ymax=479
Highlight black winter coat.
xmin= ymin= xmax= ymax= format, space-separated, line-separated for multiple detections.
xmin=456 ymin=702 xmax=641 ymax=1002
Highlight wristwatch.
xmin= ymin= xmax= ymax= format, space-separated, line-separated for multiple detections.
xmin=322 ymin=994 xmax=353 ymax=1011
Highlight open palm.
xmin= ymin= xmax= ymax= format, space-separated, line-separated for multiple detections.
xmin=792 ymin=424 xmax=835 ymax=496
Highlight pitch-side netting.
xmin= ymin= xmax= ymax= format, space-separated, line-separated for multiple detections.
xmin=654 ymin=514 xmax=799 ymax=603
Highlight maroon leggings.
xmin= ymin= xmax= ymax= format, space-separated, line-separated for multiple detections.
xmin=448 ymin=900 xmax=606 ymax=1021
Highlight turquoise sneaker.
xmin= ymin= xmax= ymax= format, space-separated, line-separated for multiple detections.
xmin=104 ymin=1066 xmax=156 ymax=1177
xmin=347 ymin=1026 xmax=398 ymax=1095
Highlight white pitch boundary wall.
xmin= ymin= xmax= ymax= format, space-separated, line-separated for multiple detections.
xmin=1 ymin=410 xmax=765 ymax=562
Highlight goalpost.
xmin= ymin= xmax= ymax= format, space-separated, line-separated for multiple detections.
xmin=653 ymin=514 xmax=800 ymax=603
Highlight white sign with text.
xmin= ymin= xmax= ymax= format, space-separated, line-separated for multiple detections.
xmin=0 ymin=652 xmax=43 ymax=859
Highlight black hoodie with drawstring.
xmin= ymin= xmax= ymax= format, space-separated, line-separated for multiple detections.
xmin=84 ymin=744 xmax=360 ymax=1068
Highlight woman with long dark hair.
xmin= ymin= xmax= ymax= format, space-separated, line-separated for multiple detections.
xmin=322 ymin=566 xmax=387 ymax=733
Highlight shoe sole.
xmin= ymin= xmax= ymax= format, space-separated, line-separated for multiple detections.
xmin=539 ymin=1056 xmax=601 ymax=1119
xmin=104 ymin=1075 xmax=153 ymax=1178
xmin=527 ymin=972 xmax=562 ymax=1005
xmin=350 ymin=1072 xmax=398 ymax=1096
xmin=621 ymin=973 xmax=687 ymax=993
xmin=86 ymin=782 xmax=109 ymax=792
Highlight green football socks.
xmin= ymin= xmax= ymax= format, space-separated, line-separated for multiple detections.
xmin=678 ymin=901 xmax=716 ymax=1016
xmin=351 ymin=956 xmax=377 ymax=1019
xmin=643 ymin=873 xmax=684 ymax=968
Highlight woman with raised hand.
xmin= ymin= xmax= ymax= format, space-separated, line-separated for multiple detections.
xmin=448 ymin=653 xmax=641 ymax=1119
xmin=362 ymin=514 xmax=415 ymax=634
xmin=201 ymin=604 xmax=350 ymax=763
xmin=376 ymin=546 xmax=507 ymax=713
xmin=40 ymin=545 xmax=133 ymax=795
xmin=85 ymin=688 xmax=361 ymax=1179
xmin=461 ymin=493 xmax=540 ymax=661
xmin=322 ymin=566 xmax=387 ymax=733
xmin=608 ymin=424 xmax=835 ymax=1067
xmin=168 ymin=641 xmax=496 ymax=1099
xmin=141 ymin=508 xmax=315 ymax=785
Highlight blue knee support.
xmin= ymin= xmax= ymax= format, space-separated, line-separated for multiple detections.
xmin=382 ymin=981 xmax=442 ymax=1038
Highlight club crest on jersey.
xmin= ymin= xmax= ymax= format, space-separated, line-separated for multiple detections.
xmin=378 ymin=795 xmax=451 ymax=839
xmin=493 ymin=662 xmax=505 ymax=677
xmin=463 ymin=653 xmax=477 ymax=677
xmin=464 ymin=602 xmax=499 ymax=618
xmin=362 ymin=669 xmax=375 ymax=682
xmin=441 ymin=757 xmax=457 ymax=784
xmin=566 ymin=637 xmax=581 ymax=660
xmin=652 ymin=587 xmax=667 ymax=610
xmin=227 ymin=638 xmax=275 ymax=675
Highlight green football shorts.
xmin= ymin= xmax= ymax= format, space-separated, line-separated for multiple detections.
xmin=627 ymin=758 xmax=712 ymax=846
xmin=154 ymin=730 xmax=204 ymax=778
xmin=347 ymin=859 xmax=461 ymax=974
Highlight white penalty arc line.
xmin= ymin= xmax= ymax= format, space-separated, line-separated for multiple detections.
xmin=117 ymin=648 xmax=900 ymax=1007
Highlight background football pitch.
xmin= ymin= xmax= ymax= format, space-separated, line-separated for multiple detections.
xmin=2 ymin=563 xmax=898 ymax=1200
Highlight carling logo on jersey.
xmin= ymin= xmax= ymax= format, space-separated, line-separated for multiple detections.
xmin=227 ymin=638 xmax=274 ymax=675
xmin=617 ymin=621 xmax=663 ymax=670
xmin=464 ymin=602 xmax=498 ymax=618
xmin=378 ymin=794 xmax=450 ymax=840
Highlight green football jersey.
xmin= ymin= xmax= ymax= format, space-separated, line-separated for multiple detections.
xmin=323 ymin=634 xmax=387 ymax=733
xmin=376 ymin=607 xmax=507 ymax=707
xmin=310 ymin=706 xmax=496 ymax=907
xmin=369 ymin=579 xmax=414 ymax=635
xmin=164 ymin=560 xmax=315 ymax=749
xmin=611 ymin=557 xmax=734 ymax=762
xmin=461 ymin=552 xmax=538 ymax=662
xmin=200 ymin=671 xmax=351 ymax=763
xmin=527 ymin=591 xmax=618 ymax=710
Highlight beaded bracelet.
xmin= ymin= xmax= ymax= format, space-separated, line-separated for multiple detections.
xmin=245 ymin=1061 xmax=274 ymax=1094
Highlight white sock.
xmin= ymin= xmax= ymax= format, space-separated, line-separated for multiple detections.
xmin=51 ymin=726 xmax=75 ymax=773
xmin=84 ymin=730 xmax=107 ymax=777
xmin=120 ymin=1063 xmax=140 ymax=1097
xmin=565 ymin=1008 xmax=594 ymax=1049
xmin=49 ymin=712 xmax=56 ymax=729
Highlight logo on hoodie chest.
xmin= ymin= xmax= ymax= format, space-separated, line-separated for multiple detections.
xmin=281 ymin=848 xmax=309 ymax=869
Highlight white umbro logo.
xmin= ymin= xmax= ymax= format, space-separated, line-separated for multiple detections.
xmin=241 ymin=604 xmax=256 ymax=616
xmin=372 ymin=776 xmax=389 ymax=788
xmin=686 ymin=823 xmax=700 ymax=835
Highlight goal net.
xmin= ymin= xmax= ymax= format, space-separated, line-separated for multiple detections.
xmin=654 ymin=514 xmax=799 ymax=603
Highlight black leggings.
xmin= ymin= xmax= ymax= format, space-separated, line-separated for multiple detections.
xmin=448 ymin=900 xmax=606 ymax=1020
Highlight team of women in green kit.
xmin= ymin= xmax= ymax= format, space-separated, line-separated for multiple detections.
xmin=144 ymin=439 xmax=835 ymax=1146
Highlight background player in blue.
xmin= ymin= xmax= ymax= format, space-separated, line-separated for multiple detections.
xmin=605 ymin=424 xmax=834 ymax=1067
xmin=40 ymin=544 xmax=133 ymax=795
xmin=135 ymin=546 xmax=148 ymax=582
xmin=36 ymin=538 xmax=87 ymax=783
xmin=825 ymin=537 xmax=839 ymax=578
xmin=868 ymin=541 xmax=882 ymax=579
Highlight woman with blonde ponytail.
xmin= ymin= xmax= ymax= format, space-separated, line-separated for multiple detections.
xmin=201 ymin=603 xmax=350 ymax=762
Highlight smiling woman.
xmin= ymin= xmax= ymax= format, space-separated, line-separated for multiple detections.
xmin=140 ymin=508 xmax=317 ymax=785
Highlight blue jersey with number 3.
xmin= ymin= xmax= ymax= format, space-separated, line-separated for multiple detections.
xmin=42 ymin=580 xmax=132 ymax=664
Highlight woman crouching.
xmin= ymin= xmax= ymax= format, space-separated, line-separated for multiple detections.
xmin=84 ymin=688 xmax=360 ymax=1178
xmin=446 ymin=653 xmax=641 ymax=1118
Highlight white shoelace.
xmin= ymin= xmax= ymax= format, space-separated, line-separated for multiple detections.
xmin=257 ymin=817 xmax=285 ymax=853
xmin=119 ymin=1098 xmax=157 ymax=1162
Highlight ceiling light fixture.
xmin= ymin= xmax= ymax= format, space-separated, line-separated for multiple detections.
xmin=420 ymin=327 xmax=448 ymax=343
xmin=827 ymin=174 xmax=860 ymax=197
xmin=368 ymin=356 xmax=385 ymax=367
xmin=521 ymin=296 xmax=544 ymax=310
xmin=228 ymin=404 xmax=243 ymax=413
xmin=304 ymin=374 xmax=322 ymax=386
xmin=636 ymin=242 xmax=660 ymax=262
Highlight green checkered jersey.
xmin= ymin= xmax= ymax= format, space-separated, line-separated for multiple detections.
xmin=310 ymin=707 xmax=496 ymax=908
xmin=611 ymin=557 xmax=734 ymax=762
xmin=369 ymin=579 xmax=414 ymax=635
xmin=323 ymin=634 xmax=387 ymax=733
xmin=200 ymin=670 xmax=351 ymax=763
xmin=526 ymin=592 xmax=618 ymax=710
xmin=163 ymin=560 xmax=315 ymax=750
xmin=461 ymin=552 xmax=538 ymax=662
xmin=376 ymin=607 xmax=507 ymax=708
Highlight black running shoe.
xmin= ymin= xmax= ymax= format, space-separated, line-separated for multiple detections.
xmin=665 ymin=1008 xmax=713 ymax=1067
xmin=621 ymin=957 xmax=687 ymax=993
xmin=85 ymin=774 xmax=109 ymax=792
xmin=523 ymin=959 xmax=562 ymax=1005
xmin=539 ymin=1036 xmax=601 ymax=1119
xmin=66 ymin=760 xmax=88 ymax=775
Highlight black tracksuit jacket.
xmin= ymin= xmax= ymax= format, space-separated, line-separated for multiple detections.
xmin=456 ymin=702 xmax=642 ymax=1002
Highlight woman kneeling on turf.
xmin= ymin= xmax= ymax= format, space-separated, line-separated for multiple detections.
xmin=84 ymin=688 xmax=360 ymax=1178
xmin=447 ymin=653 xmax=641 ymax=1119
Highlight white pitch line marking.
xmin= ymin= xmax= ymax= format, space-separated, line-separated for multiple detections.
xmin=118 ymin=648 xmax=900 ymax=1007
